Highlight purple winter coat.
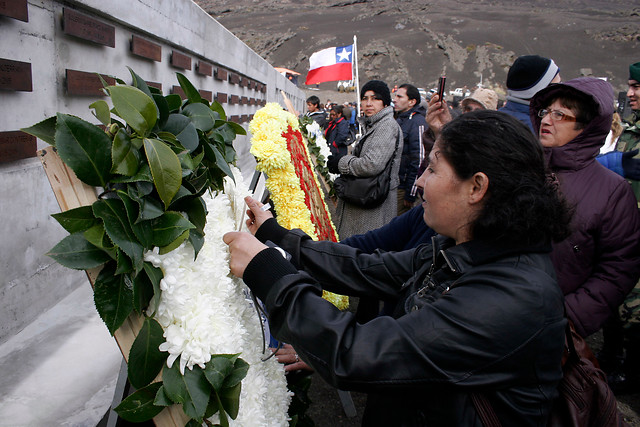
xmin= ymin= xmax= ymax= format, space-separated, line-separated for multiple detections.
xmin=530 ymin=77 xmax=640 ymax=337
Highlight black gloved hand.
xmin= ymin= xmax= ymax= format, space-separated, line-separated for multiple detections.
xmin=327 ymin=155 xmax=341 ymax=174
xmin=622 ymin=149 xmax=640 ymax=180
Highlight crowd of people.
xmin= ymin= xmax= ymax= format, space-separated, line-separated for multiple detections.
xmin=222 ymin=57 xmax=640 ymax=425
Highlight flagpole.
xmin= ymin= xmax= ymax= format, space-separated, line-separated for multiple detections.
xmin=353 ymin=35 xmax=361 ymax=134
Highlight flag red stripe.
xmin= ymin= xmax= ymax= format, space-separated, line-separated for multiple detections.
xmin=305 ymin=63 xmax=352 ymax=85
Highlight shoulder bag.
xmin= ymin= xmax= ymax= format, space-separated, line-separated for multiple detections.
xmin=471 ymin=321 xmax=628 ymax=427
xmin=333 ymin=130 xmax=399 ymax=209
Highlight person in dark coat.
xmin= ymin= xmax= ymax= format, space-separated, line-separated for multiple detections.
xmin=324 ymin=104 xmax=351 ymax=157
xmin=530 ymin=77 xmax=640 ymax=338
xmin=225 ymin=111 xmax=573 ymax=426
xmin=394 ymin=84 xmax=428 ymax=215
xmin=305 ymin=95 xmax=327 ymax=129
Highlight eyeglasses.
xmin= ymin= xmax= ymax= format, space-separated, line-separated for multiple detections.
xmin=537 ymin=109 xmax=577 ymax=122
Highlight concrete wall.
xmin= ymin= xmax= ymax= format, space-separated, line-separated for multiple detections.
xmin=0 ymin=0 xmax=304 ymax=343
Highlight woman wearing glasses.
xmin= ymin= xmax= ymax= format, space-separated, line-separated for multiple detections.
xmin=530 ymin=77 xmax=640 ymax=338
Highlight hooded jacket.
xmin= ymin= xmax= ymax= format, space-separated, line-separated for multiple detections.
xmin=530 ymin=77 xmax=640 ymax=337
xmin=244 ymin=220 xmax=565 ymax=426
xmin=396 ymin=104 xmax=428 ymax=201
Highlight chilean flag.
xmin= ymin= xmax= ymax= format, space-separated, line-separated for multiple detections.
xmin=305 ymin=45 xmax=353 ymax=85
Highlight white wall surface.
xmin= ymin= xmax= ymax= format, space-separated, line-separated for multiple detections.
xmin=0 ymin=0 xmax=304 ymax=343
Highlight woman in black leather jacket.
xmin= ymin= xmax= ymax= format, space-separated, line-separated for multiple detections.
xmin=224 ymin=111 xmax=573 ymax=426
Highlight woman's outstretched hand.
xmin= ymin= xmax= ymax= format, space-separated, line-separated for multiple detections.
xmin=244 ymin=196 xmax=273 ymax=235
xmin=223 ymin=231 xmax=268 ymax=278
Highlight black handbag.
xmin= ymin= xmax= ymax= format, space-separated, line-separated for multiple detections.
xmin=334 ymin=132 xmax=399 ymax=208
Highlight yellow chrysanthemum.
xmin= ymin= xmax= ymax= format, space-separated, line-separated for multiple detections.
xmin=250 ymin=103 xmax=348 ymax=310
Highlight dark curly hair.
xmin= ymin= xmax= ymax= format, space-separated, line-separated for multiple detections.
xmin=438 ymin=110 xmax=573 ymax=245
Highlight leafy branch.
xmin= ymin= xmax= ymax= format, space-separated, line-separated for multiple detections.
xmin=22 ymin=68 xmax=248 ymax=424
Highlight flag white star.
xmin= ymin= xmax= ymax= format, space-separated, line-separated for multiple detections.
xmin=336 ymin=48 xmax=351 ymax=62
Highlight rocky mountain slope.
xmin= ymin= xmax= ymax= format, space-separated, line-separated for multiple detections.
xmin=196 ymin=0 xmax=639 ymax=95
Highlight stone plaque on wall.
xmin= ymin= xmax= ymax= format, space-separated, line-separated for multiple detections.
xmin=229 ymin=115 xmax=240 ymax=123
xmin=240 ymin=77 xmax=248 ymax=88
xmin=216 ymin=92 xmax=227 ymax=104
xmin=241 ymin=114 xmax=249 ymax=123
xmin=62 ymin=8 xmax=115 ymax=48
xmin=249 ymin=98 xmax=256 ymax=106
xmin=230 ymin=95 xmax=239 ymax=105
xmin=241 ymin=96 xmax=248 ymax=105
xmin=170 ymin=50 xmax=191 ymax=70
xmin=229 ymin=73 xmax=240 ymax=85
xmin=66 ymin=69 xmax=115 ymax=96
xmin=0 ymin=131 xmax=36 ymax=163
xmin=171 ymin=85 xmax=186 ymax=99
xmin=131 ymin=35 xmax=161 ymax=62
xmin=196 ymin=61 xmax=212 ymax=76
xmin=199 ymin=89 xmax=212 ymax=102
xmin=261 ymin=84 xmax=267 ymax=93
xmin=215 ymin=68 xmax=228 ymax=81
xmin=256 ymin=83 xmax=263 ymax=92
xmin=0 ymin=0 xmax=28 ymax=22
xmin=249 ymin=81 xmax=256 ymax=90
xmin=0 ymin=58 xmax=32 ymax=91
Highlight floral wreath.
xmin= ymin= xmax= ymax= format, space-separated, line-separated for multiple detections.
xmin=249 ymin=103 xmax=348 ymax=310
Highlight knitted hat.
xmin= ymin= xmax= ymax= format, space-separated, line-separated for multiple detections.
xmin=506 ymin=55 xmax=559 ymax=100
xmin=361 ymin=80 xmax=392 ymax=106
xmin=461 ymin=88 xmax=499 ymax=110
xmin=630 ymin=61 xmax=640 ymax=82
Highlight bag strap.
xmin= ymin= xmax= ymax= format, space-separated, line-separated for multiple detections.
xmin=470 ymin=393 xmax=502 ymax=427
xmin=350 ymin=127 xmax=400 ymax=177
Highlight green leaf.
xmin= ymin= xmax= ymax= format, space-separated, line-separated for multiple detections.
xmin=111 ymin=128 xmax=141 ymax=176
xmin=51 ymin=205 xmax=99 ymax=233
xmin=132 ymin=265 xmax=153 ymax=313
xmin=165 ymin=94 xmax=182 ymax=112
xmin=183 ymin=103 xmax=216 ymax=132
xmin=127 ymin=67 xmax=154 ymax=99
xmin=163 ymin=361 xmax=211 ymax=420
xmin=210 ymin=101 xmax=226 ymax=121
xmin=107 ymin=85 xmax=158 ymax=136
xmin=176 ymin=72 xmax=202 ymax=104
xmin=115 ymin=248 xmax=133 ymax=274
xmin=204 ymin=356 xmax=234 ymax=391
xmin=151 ymin=211 xmax=195 ymax=246
xmin=158 ymin=230 xmax=190 ymax=255
xmin=47 ymin=232 xmax=111 ymax=270
xmin=188 ymin=230 xmax=205 ymax=260
xmin=153 ymin=93 xmax=170 ymax=129
xmin=214 ymin=392 xmax=229 ymax=427
xmin=143 ymin=262 xmax=163 ymax=316
xmin=178 ymin=197 xmax=207 ymax=234
xmin=154 ymin=385 xmax=173 ymax=407
xmin=83 ymin=224 xmax=117 ymax=260
xmin=114 ymin=382 xmax=164 ymax=422
xmin=93 ymin=199 xmax=144 ymax=269
xmin=144 ymin=138 xmax=182 ymax=210
xmin=21 ymin=116 xmax=57 ymax=146
xmin=220 ymin=382 xmax=242 ymax=420
xmin=90 ymin=100 xmax=111 ymax=127
xmin=223 ymin=357 xmax=249 ymax=389
xmin=163 ymin=114 xmax=199 ymax=152
xmin=138 ymin=196 xmax=164 ymax=221
xmin=55 ymin=113 xmax=112 ymax=187
xmin=93 ymin=262 xmax=134 ymax=335
xmin=226 ymin=120 xmax=247 ymax=136
xmin=117 ymin=191 xmax=154 ymax=248
xmin=211 ymin=143 xmax=235 ymax=182
xmin=128 ymin=318 xmax=168 ymax=389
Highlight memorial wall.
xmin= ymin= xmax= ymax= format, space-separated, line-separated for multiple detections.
xmin=0 ymin=0 xmax=305 ymax=343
